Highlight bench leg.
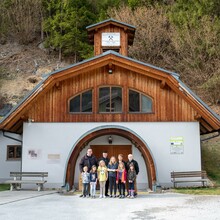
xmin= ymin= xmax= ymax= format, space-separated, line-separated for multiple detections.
xmin=10 ymin=184 xmax=13 ymax=191
xmin=37 ymin=184 xmax=44 ymax=191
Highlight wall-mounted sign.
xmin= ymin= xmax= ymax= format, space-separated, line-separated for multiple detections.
xmin=170 ymin=136 xmax=184 ymax=154
xmin=47 ymin=154 xmax=61 ymax=164
xmin=28 ymin=149 xmax=41 ymax=159
xmin=102 ymin=33 xmax=120 ymax=46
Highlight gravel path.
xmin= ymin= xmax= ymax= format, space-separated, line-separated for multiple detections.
xmin=0 ymin=191 xmax=220 ymax=220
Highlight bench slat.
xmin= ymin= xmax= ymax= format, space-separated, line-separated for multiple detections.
xmin=5 ymin=180 xmax=47 ymax=184
xmin=10 ymin=172 xmax=48 ymax=178
xmin=172 ymin=180 xmax=207 ymax=183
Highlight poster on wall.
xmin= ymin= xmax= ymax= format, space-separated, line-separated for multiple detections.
xmin=28 ymin=149 xmax=41 ymax=159
xmin=47 ymin=154 xmax=61 ymax=164
xmin=170 ymin=137 xmax=184 ymax=154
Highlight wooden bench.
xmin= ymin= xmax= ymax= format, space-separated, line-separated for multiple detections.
xmin=5 ymin=172 xmax=48 ymax=191
xmin=171 ymin=171 xmax=208 ymax=188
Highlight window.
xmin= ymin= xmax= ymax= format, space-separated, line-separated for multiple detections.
xmin=99 ymin=87 xmax=122 ymax=113
xmin=69 ymin=90 xmax=92 ymax=113
xmin=7 ymin=145 xmax=22 ymax=160
xmin=129 ymin=90 xmax=153 ymax=113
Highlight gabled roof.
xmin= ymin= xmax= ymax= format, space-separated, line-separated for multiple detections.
xmin=0 ymin=50 xmax=220 ymax=134
xmin=86 ymin=18 xmax=136 ymax=30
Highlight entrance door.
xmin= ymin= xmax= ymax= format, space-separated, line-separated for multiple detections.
xmin=91 ymin=145 xmax=132 ymax=162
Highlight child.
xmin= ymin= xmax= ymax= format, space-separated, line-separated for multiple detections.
xmin=107 ymin=156 xmax=118 ymax=198
xmin=81 ymin=166 xmax=90 ymax=197
xmin=97 ymin=160 xmax=108 ymax=198
xmin=128 ymin=164 xmax=136 ymax=198
xmin=116 ymin=162 xmax=127 ymax=198
xmin=90 ymin=165 xmax=97 ymax=198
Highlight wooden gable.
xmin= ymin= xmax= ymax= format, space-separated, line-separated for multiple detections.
xmin=0 ymin=51 xmax=220 ymax=134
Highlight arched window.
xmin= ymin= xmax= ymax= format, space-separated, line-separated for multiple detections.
xmin=129 ymin=89 xmax=153 ymax=113
xmin=69 ymin=90 xmax=92 ymax=113
xmin=99 ymin=87 xmax=122 ymax=113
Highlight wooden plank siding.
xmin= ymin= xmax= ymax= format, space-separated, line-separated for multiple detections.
xmin=25 ymin=65 xmax=197 ymax=123
xmin=1 ymin=53 xmax=219 ymax=134
xmin=94 ymin=25 xmax=129 ymax=56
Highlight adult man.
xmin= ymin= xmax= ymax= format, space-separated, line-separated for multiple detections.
xmin=99 ymin=151 xmax=110 ymax=197
xmin=126 ymin=154 xmax=139 ymax=196
xmin=79 ymin=148 xmax=97 ymax=197
xmin=79 ymin=148 xmax=97 ymax=173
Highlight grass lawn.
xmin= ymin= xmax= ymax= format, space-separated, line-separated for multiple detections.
xmin=0 ymin=184 xmax=10 ymax=191
xmin=174 ymin=187 xmax=220 ymax=195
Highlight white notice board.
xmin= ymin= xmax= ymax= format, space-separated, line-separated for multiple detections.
xmin=170 ymin=136 xmax=184 ymax=154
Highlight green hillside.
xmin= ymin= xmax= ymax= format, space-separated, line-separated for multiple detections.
xmin=202 ymin=135 xmax=220 ymax=185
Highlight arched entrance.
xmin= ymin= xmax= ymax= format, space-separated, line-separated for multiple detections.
xmin=66 ymin=128 xmax=156 ymax=189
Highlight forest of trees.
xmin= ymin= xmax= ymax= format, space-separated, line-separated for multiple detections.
xmin=0 ymin=0 xmax=220 ymax=104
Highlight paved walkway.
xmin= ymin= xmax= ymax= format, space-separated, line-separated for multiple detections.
xmin=0 ymin=190 xmax=220 ymax=220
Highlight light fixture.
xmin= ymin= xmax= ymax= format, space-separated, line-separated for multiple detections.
xmin=28 ymin=118 xmax=34 ymax=124
xmin=108 ymin=69 xmax=113 ymax=74
xmin=108 ymin=136 xmax=113 ymax=144
xmin=108 ymin=63 xmax=113 ymax=74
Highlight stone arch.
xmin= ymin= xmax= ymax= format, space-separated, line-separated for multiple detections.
xmin=65 ymin=127 xmax=156 ymax=189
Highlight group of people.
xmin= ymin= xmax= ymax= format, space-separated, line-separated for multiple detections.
xmin=79 ymin=148 xmax=139 ymax=199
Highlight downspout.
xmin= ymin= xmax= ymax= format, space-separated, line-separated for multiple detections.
xmin=2 ymin=130 xmax=22 ymax=143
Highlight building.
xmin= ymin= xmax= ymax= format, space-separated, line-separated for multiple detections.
xmin=0 ymin=19 xmax=220 ymax=190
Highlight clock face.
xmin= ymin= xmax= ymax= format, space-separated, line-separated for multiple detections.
xmin=102 ymin=33 xmax=120 ymax=46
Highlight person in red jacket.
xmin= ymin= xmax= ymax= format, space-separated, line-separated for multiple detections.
xmin=116 ymin=162 xmax=127 ymax=198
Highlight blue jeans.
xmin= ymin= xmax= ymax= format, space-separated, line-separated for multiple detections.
xmin=83 ymin=183 xmax=89 ymax=196
xmin=90 ymin=182 xmax=96 ymax=196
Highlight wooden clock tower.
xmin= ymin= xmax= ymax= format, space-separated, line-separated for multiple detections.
xmin=87 ymin=18 xmax=136 ymax=56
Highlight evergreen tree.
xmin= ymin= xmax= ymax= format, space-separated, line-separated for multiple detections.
xmin=43 ymin=0 xmax=97 ymax=62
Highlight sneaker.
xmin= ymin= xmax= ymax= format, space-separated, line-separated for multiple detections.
xmin=119 ymin=195 xmax=122 ymax=198
xmin=103 ymin=195 xmax=106 ymax=198
xmin=99 ymin=195 xmax=102 ymax=198
xmin=127 ymin=195 xmax=130 ymax=198
xmin=109 ymin=195 xmax=112 ymax=198
xmin=105 ymin=194 xmax=109 ymax=197
xmin=113 ymin=195 xmax=117 ymax=198
xmin=79 ymin=194 xmax=83 ymax=197
xmin=121 ymin=195 xmax=125 ymax=198
xmin=130 ymin=196 xmax=134 ymax=199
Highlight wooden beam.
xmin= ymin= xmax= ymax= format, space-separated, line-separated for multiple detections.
xmin=160 ymin=80 xmax=166 ymax=89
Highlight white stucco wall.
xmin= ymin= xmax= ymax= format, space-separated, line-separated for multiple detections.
xmin=22 ymin=122 xmax=201 ymax=189
xmin=0 ymin=131 xmax=22 ymax=182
